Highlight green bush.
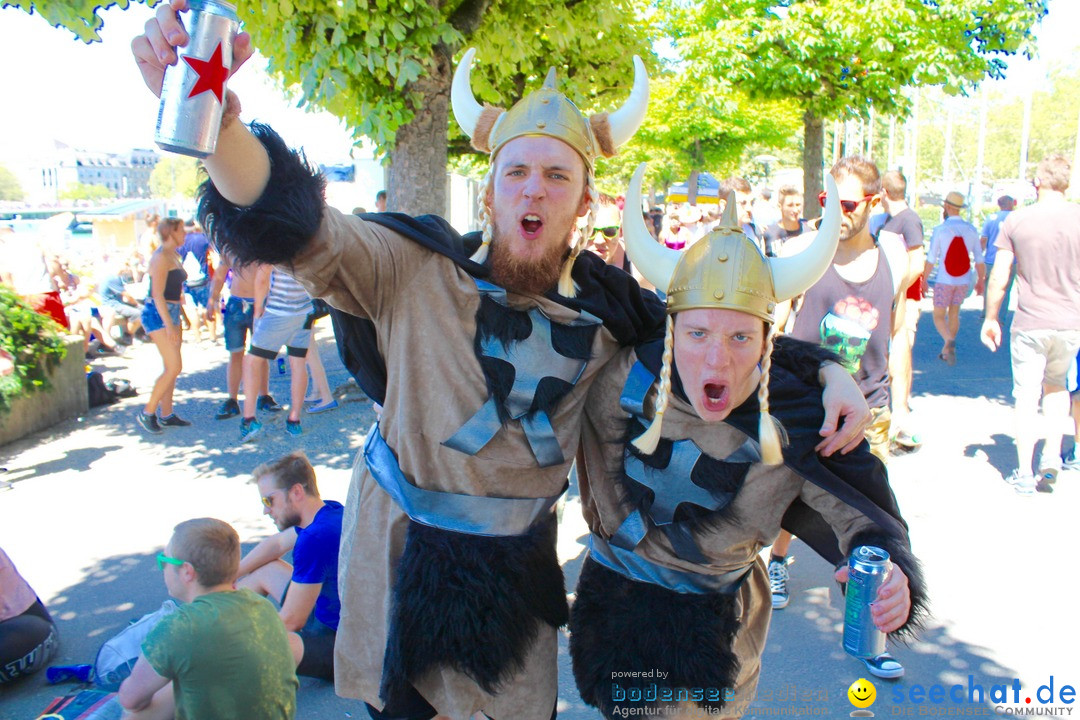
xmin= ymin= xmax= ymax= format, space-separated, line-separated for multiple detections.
xmin=0 ymin=285 xmax=69 ymax=417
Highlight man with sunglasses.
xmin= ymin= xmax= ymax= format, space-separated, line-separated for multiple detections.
xmin=774 ymin=155 xmax=910 ymax=679
xmin=236 ymin=451 xmax=343 ymax=682
xmin=118 ymin=518 xmax=298 ymax=720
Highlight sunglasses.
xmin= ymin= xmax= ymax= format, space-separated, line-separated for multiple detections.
xmin=260 ymin=489 xmax=286 ymax=509
xmin=818 ymin=191 xmax=876 ymax=214
xmin=156 ymin=552 xmax=185 ymax=571
xmin=594 ymin=226 xmax=619 ymax=239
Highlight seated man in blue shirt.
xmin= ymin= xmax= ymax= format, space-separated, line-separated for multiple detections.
xmin=237 ymin=451 xmax=344 ymax=682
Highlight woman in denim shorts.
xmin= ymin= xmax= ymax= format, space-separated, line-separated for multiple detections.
xmin=137 ymin=218 xmax=191 ymax=434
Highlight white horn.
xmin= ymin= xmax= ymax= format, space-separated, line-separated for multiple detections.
xmin=451 ymin=47 xmax=483 ymax=139
xmin=607 ymin=56 xmax=649 ymax=148
xmin=623 ymin=163 xmax=681 ymax=292
xmin=770 ymin=173 xmax=842 ymax=301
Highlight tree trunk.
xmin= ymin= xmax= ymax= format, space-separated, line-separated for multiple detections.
xmin=687 ymin=168 xmax=700 ymax=205
xmin=803 ymin=110 xmax=825 ymax=220
xmin=386 ymin=46 xmax=452 ymax=216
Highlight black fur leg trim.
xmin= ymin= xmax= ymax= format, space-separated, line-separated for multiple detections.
xmin=771 ymin=336 xmax=842 ymax=388
xmin=380 ymin=515 xmax=567 ymax=702
xmin=847 ymin=531 xmax=929 ymax=640
xmin=197 ymin=122 xmax=326 ymax=267
xmin=570 ymin=557 xmax=740 ymax=716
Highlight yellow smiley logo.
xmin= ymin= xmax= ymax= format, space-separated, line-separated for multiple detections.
xmin=848 ymin=678 xmax=877 ymax=708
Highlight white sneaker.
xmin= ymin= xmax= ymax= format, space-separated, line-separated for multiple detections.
xmin=1005 ymin=470 xmax=1035 ymax=496
xmin=768 ymin=558 xmax=790 ymax=609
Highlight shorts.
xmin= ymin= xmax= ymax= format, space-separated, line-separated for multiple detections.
xmin=223 ymin=296 xmax=255 ymax=353
xmin=141 ymin=302 xmax=182 ymax=334
xmin=0 ymin=599 xmax=58 ymax=684
xmin=249 ymin=312 xmax=310 ymax=359
xmin=185 ymin=282 xmax=211 ymax=309
xmin=865 ymin=405 xmax=891 ymax=464
xmin=105 ymin=301 xmax=143 ymax=320
xmin=27 ymin=290 xmax=69 ymax=330
xmin=1010 ymin=328 xmax=1080 ymax=402
xmin=296 ymin=615 xmax=336 ymax=682
xmin=905 ymin=279 xmax=923 ymax=302
xmin=932 ymin=282 xmax=967 ymax=308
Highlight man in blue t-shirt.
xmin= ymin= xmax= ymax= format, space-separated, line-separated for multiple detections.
xmin=980 ymin=194 xmax=1016 ymax=313
xmin=237 ymin=451 xmax=343 ymax=682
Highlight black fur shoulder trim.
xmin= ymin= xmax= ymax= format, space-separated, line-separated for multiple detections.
xmin=380 ymin=515 xmax=567 ymax=702
xmin=570 ymin=557 xmax=740 ymax=716
xmin=846 ymin=530 xmax=930 ymax=641
xmin=771 ymin=335 xmax=842 ymax=388
xmin=197 ymin=122 xmax=326 ymax=267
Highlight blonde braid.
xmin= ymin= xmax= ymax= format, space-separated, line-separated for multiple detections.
xmin=558 ymin=172 xmax=599 ymax=298
xmin=632 ymin=315 xmax=675 ymax=454
xmin=468 ymin=169 xmax=495 ymax=264
xmin=757 ymin=327 xmax=788 ymax=465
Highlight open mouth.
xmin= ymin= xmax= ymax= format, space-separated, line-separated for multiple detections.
xmin=702 ymin=382 xmax=729 ymax=413
xmin=521 ymin=214 xmax=543 ymax=238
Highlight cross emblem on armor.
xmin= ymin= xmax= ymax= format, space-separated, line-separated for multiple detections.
xmin=623 ymin=439 xmax=721 ymax=525
xmin=444 ymin=284 xmax=600 ymax=467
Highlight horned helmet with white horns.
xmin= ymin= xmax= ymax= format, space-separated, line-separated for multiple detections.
xmin=451 ymin=47 xmax=649 ymax=297
xmin=622 ymin=164 xmax=842 ymax=464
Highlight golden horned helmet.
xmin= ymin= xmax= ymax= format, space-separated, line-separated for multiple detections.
xmin=622 ymin=164 xmax=842 ymax=463
xmin=452 ymin=49 xmax=649 ymax=296
xmin=452 ymin=47 xmax=649 ymax=169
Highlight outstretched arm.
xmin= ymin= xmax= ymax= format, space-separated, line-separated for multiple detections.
xmin=131 ymin=0 xmax=267 ymax=205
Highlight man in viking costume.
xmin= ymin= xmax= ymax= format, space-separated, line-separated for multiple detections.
xmin=133 ymin=9 xmax=871 ymax=717
xmin=570 ymin=167 xmax=928 ymax=719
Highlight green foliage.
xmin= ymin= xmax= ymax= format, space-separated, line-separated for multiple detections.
xmin=244 ymin=0 xmax=654 ymax=159
xmin=664 ymin=0 xmax=1047 ymax=122
xmin=2 ymin=0 xmax=142 ymax=42
xmin=59 ymin=182 xmax=114 ymax=202
xmin=149 ymin=155 xmax=203 ymax=200
xmin=0 ymin=284 xmax=68 ymax=418
xmin=0 ymin=164 xmax=24 ymax=202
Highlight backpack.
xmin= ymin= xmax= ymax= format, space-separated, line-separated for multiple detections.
xmin=86 ymin=372 xmax=116 ymax=408
xmin=92 ymin=600 xmax=178 ymax=691
xmin=942 ymin=235 xmax=971 ymax=277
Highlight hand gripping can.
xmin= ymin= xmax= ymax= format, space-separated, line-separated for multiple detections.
xmin=154 ymin=0 xmax=239 ymax=158
xmin=842 ymin=545 xmax=890 ymax=658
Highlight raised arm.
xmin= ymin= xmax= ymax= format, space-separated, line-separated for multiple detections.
xmin=131 ymin=0 xmax=267 ymax=205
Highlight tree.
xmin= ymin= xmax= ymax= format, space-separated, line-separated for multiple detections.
xmin=59 ymin=182 xmax=114 ymax=203
xmin=20 ymin=0 xmax=653 ymax=215
xmin=664 ymin=0 xmax=1048 ymax=216
xmin=0 ymin=165 xmax=24 ymax=202
xmin=149 ymin=155 xmax=203 ymax=199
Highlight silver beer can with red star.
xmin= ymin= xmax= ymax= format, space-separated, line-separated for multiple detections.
xmin=154 ymin=0 xmax=239 ymax=158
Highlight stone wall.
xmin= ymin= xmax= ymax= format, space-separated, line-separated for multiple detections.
xmin=0 ymin=337 xmax=88 ymax=447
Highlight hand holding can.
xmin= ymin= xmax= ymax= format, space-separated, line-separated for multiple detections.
xmin=154 ymin=0 xmax=239 ymax=157
xmin=841 ymin=545 xmax=890 ymax=658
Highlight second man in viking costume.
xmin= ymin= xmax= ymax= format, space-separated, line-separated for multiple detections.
xmin=570 ymin=167 xmax=927 ymax=719
xmin=132 ymin=6 xmax=873 ymax=717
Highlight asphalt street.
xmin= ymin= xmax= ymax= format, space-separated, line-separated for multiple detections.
xmin=0 ymin=295 xmax=1076 ymax=720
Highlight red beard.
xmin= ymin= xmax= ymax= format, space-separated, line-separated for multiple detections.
xmin=488 ymin=227 xmax=570 ymax=296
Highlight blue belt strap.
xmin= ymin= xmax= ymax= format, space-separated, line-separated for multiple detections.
xmin=587 ymin=534 xmax=752 ymax=595
xmin=364 ymin=424 xmax=565 ymax=537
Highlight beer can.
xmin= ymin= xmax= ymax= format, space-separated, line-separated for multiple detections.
xmin=154 ymin=0 xmax=239 ymax=158
xmin=842 ymin=545 xmax=890 ymax=658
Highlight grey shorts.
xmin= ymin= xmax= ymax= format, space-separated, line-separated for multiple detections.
xmin=249 ymin=312 xmax=311 ymax=359
xmin=1010 ymin=328 xmax=1080 ymax=401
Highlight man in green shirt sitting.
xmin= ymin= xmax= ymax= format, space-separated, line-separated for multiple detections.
xmin=118 ymin=518 xmax=299 ymax=720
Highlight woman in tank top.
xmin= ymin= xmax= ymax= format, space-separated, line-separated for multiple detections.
xmin=136 ymin=217 xmax=191 ymax=434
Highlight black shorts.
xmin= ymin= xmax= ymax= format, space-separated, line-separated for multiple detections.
xmin=297 ymin=615 xmax=336 ymax=682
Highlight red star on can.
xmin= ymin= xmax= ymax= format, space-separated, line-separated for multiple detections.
xmin=182 ymin=41 xmax=229 ymax=104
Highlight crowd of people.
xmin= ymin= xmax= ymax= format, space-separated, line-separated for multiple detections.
xmin=2 ymin=7 xmax=1079 ymax=720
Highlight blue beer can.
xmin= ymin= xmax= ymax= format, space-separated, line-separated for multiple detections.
xmin=842 ymin=545 xmax=890 ymax=658
xmin=154 ymin=0 xmax=239 ymax=158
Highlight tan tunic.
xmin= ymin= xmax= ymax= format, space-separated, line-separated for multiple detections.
xmin=578 ymin=350 xmax=879 ymax=717
xmin=286 ymin=208 xmax=622 ymax=718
